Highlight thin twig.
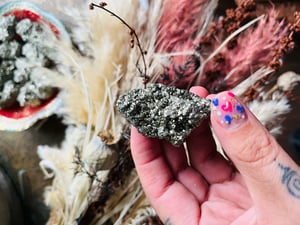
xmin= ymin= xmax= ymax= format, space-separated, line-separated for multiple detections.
xmin=90 ymin=2 xmax=149 ymax=87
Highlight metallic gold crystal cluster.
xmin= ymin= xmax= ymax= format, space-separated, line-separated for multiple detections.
xmin=117 ymin=83 xmax=211 ymax=146
xmin=0 ymin=14 xmax=56 ymax=109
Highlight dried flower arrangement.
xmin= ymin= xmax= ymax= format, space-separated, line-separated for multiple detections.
xmin=0 ymin=0 xmax=300 ymax=225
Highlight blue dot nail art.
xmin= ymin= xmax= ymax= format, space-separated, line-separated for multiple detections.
xmin=212 ymin=98 xmax=219 ymax=107
xmin=236 ymin=105 xmax=245 ymax=113
xmin=211 ymin=92 xmax=247 ymax=128
xmin=224 ymin=115 xmax=232 ymax=124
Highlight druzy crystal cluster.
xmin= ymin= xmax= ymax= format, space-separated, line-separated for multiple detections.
xmin=117 ymin=83 xmax=211 ymax=146
xmin=0 ymin=14 xmax=56 ymax=109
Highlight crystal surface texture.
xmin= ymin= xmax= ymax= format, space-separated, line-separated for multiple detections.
xmin=116 ymin=83 xmax=211 ymax=146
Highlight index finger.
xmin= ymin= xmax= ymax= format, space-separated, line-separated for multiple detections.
xmin=187 ymin=87 xmax=233 ymax=184
xmin=131 ymin=127 xmax=204 ymax=224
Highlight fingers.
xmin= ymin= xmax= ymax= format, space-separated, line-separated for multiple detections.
xmin=187 ymin=87 xmax=233 ymax=184
xmin=130 ymin=127 xmax=205 ymax=224
xmin=130 ymin=127 xmax=174 ymax=198
xmin=210 ymin=91 xmax=300 ymax=220
xmin=155 ymin=139 xmax=209 ymax=202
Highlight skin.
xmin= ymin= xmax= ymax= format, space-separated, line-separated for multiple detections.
xmin=130 ymin=86 xmax=300 ymax=225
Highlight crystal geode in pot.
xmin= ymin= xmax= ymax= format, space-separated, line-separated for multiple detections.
xmin=0 ymin=1 xmax=70 ymax=131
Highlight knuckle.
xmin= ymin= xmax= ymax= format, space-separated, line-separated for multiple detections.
xmin=234 ymin=128 xmax=280 ymax=167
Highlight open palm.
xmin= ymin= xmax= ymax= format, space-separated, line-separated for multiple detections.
xmin=131 ymin=123 xmax=255 ymax=225
xmin=130 ymin=87 xmax=300 ymax=225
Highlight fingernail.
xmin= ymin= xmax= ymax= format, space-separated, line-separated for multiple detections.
xmin=211 ymin=91 xmax=247 ymax=129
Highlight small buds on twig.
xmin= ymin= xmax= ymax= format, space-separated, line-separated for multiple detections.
xmin=89 ymin=2 xmax=149 ymax=87
xmin=99 ymin=2 xmax=107 ymax=8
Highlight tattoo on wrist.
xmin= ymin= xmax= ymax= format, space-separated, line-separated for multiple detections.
xmin=165 ymin=218 xmax=172 ymax=225
xmin=278 ymin=163 xmax=300 ymax=199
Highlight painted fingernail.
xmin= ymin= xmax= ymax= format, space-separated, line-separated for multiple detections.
xmin=211 ymin=91 xmax=247 ymax=129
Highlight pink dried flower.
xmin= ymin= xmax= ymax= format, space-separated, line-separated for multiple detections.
xmin=156 ymin=0 xmax=208 ymax=52
xmin=221 ymin=10 xmax=290 ymax=88
xmin=155 ymin=0 xmax=211 ymax=88
xmin=200 ymin=9 xmax=293 ymax=92
xmin=155 ymin=0 xmax=295 ymax=93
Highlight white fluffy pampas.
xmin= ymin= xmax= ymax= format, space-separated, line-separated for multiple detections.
xmin=37 ymin=0 xmax=159 ymax=224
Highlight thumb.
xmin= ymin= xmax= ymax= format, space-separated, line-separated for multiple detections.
xmin=210 ymin=91 xmax=281 ymax=169
xmin=210 ymin=91 xmax=300 ymax=219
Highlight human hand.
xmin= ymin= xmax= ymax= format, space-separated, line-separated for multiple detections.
xmin=130 ymin=87 xmax=300 ymax=225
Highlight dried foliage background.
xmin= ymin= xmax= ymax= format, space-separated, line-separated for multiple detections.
xmin=0 ymin=1 xmax=299 ymax=225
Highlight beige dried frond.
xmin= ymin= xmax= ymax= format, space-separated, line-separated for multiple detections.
xmin=231 ymin=67 xmax=274 ymax=96
xmin=91 ymin=171 xmax=152 ymax=225
xmin=249 ymin=95 xmax=291 ymax=136
xmin=38 ymin=126 xmax=118 ymax=225
xmin=37 ymin=1 xmax=161 ymax=225
xmin=45 ymin=0 xmax=141 ymax=144
xmin=121 ymin=0 xmax=164 ymax=89
xmin=37 ymin=1 xmax=142 ymax=224
xmin=38 ymin=126 xmax=86 ymax=225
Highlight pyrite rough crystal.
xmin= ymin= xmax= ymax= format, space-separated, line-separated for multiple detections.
xmin=116 ymin=83 xmax=211 ymax=146
xmin=0 ymin=14 xmax=57 ymax=109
